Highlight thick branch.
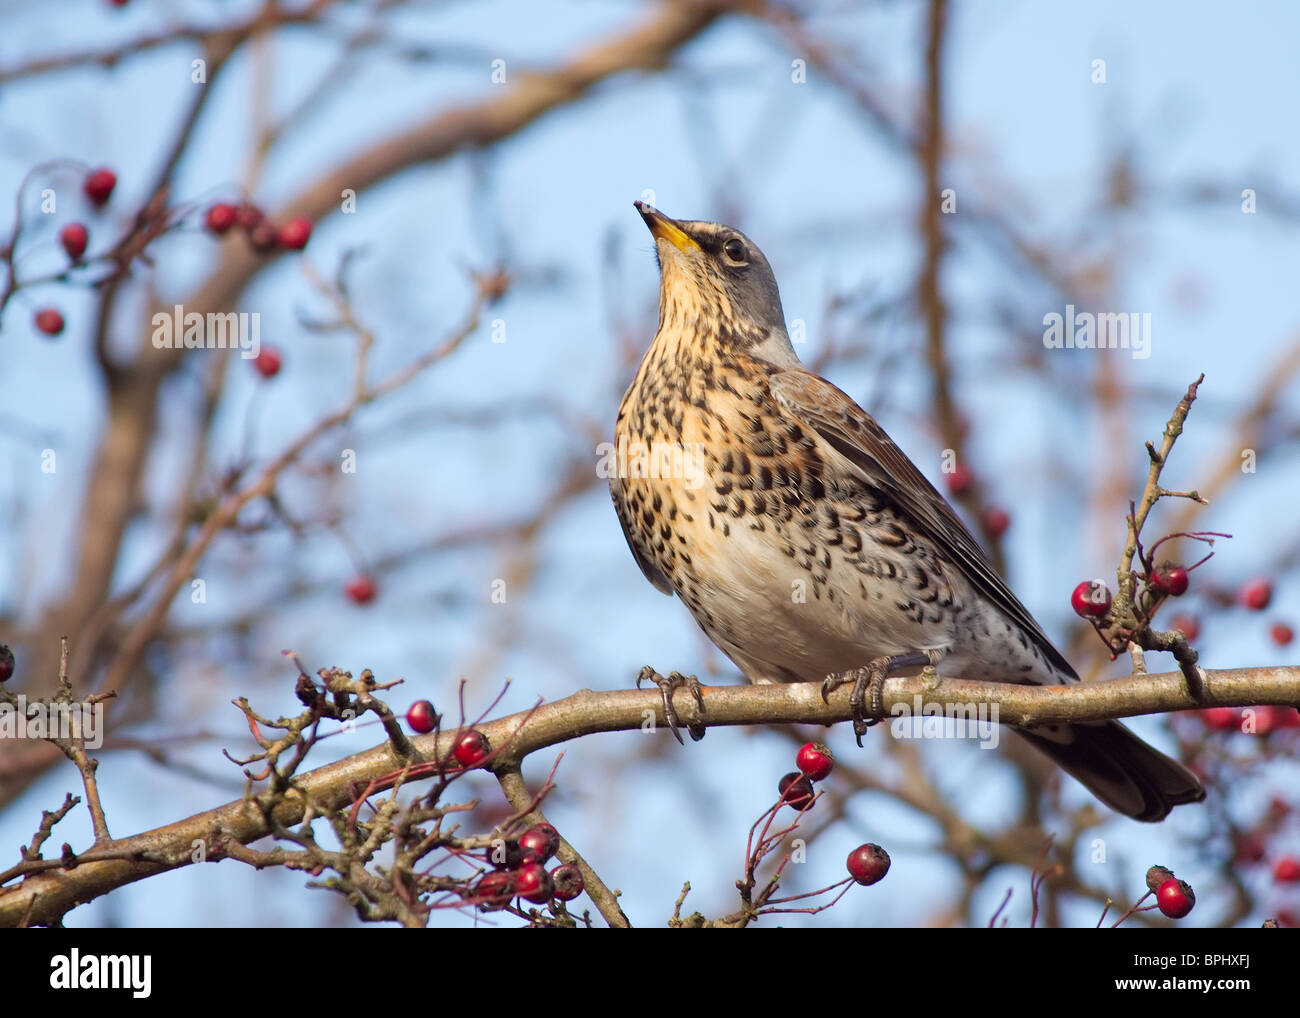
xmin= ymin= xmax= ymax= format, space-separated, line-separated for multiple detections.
xmin=2 ymin=664 xmax=1296 ymax=926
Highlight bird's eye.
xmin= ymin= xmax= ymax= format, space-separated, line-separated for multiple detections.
xmin=722 ymin=238 xmax=747 ymax=263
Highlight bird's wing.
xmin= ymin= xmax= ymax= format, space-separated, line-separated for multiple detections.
xmin=768 ymin=367 xmax=1077 ymax=681
xmin=608 ymin=483 xmax=675 ymax=596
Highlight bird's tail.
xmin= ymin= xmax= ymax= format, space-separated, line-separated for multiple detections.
xmin=1016 ymin=719 xmax=1205 ymax=822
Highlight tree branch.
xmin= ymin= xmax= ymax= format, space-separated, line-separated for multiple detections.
xmin=3 ymin=663 xmax=1295 ymax=926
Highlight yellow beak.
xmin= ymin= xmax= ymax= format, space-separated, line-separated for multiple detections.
xmin=634 ymin=201 xmax=700 ymax=253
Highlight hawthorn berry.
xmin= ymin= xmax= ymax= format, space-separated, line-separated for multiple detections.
xmin=1150 ymin=566 xmax=1189 ymax=597
xmin=551 ymin=864 xmax=584 ymax=902
xmin=1071 ymin=580 xmax=1111 ymax=618
xmin=1241 ymin=578 xmax=1273 ymax=612
xmin=1275 ymin=857 xmax=1300 ymax=884
xmin=59 ymin=222 xmax=88 ymax=260
xmin=944 ymin=464 xmax=974 ymax=497
xmin=796 ymin=741 xmax=834 ymax=781
xmin=1270 ymin=622 xmax=1293 ymax=647
xmin=252 ymin=347 xmax=282 ymax=379
xmin=489 ymin=839 xmax=524 ymax=870
xmin=474 ymin=870 xmax=514 ymax=910
xmin=847 ymin=843 xmax=891 ymax=886
xmin=405 ymin=700 xmax=438 ymax=734
xmin=248 ymin=221 xmax=279 ymax=251
xmin=777 ymin=772 xmax=815 ymax=811
xmin=1170 ymin=614 xmax=1200 ymax=641
xmin=982 ymin=506 xmax=1011 ymax=539
xmin=34 ymin=308 xmax=65 ymax=336
xmin=344 ymin=575 xmax=376 ymax=604
xmin=513 ymin=862 xmax=553 ymax=904
xmin=518 ymin=823 xmax=560 ymax=864
xmin=236 ymin=203 xmax=265 ymax=229
xmin=1233 ymin=834 xmax=1267 ymax=865
xmin=278 ymin=217 xmax=312 ymax=251
xmin=205 ymin=203 xmax=238 ymax=234
xmin=1156 ymin=877 xmax=1195 ymax=919
xmin=1200 ymin=707 xmax=1237 ymax=731
xmin=83 ymin=167 xmax=116 ymax=207
xmin=453 ymin=729 xmax=491 ymax=768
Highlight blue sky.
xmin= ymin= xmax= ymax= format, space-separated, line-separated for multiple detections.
xmin=1 ymin=0 xmax=1298 ymax=927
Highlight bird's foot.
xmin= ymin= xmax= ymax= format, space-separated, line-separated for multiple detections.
xmin=822 ymin=650 xmax=945 ymax=746
xmin=636 ymin=667 xmax=706 ymax=744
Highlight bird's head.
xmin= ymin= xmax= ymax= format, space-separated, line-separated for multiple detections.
xmin=635 ymin=201 xmax=797 ymax=366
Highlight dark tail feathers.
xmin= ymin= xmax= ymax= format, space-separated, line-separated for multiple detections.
xmin=1017 ymin=719 xmax=1205 ymax=822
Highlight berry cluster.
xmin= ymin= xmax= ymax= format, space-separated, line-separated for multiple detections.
xmin=777 ymin=741 xmax=834 ymax=810
xmin=204 ymin=202 xmax=312 ymax=254
xmin=1071 ymin=570 xmax=1294 ymax=661
xmin=471 ymin=823 xmax=584 ymax=911
xmin=31 ymin=167 xmax=119 ymax=339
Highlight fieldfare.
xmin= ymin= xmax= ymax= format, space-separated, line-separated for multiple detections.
xmin=608 ymin=201 xmax=1205 ymax=822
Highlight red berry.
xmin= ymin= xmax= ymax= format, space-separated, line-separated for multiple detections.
xmin=1233 ymin=834 xmax=1267 ymax=865
xmin=1254 ymin=705 xmax=1284 ymax=736
xmin=277 ymin=217 xmax=312 ymax=251
xmin=1200 ymin=707 xmax=1238 ymax=731
xmin=944 ymin=464 xmax=974 ymax=497
xmin=1270 ymin=622 xmax=1294 ymax=647
xmin=777 ymin=772 xmax=815 ymax=811
xmin=1156 ymin=877 xmax=1195 ymax=919
xmin=846 ymin=843 xmax=891 ymax=886
xmin=453 ymin=729 xmax=491 ymax=768
xmin=1275 ymin=707 xmax=1300 ymax=729
xmin=83 ymin=167 xmax=116 ymax=207
xmin=59 ymin=222 xmax=88 ymax=260
xmin=982 ymin=506 xmax=1011 ymax=539
xmin=405 ymin=700 xmax=437 ymax=734
xmin=1273 ymin=857 xmax=1300 ymax=884
xmin=473 ymin=870 xmax=514 ymax=910
xmin=252 ymin=347 xmax=282 ymax=379
xmin=1241 ymin=578 xmax=1273 ymax=612
xmin=344 ymin=575 xmax=376 ymax=605
xmin=795 ymin=741 xmax=834 ymax=781
xmin=518 ymin=823 xmax=561 ymax=864
xmin=1151 ymin=566 xmax=1189 ymax=597
xmin=513 ymin=862 xmax=553 ymax=904
xmin=205 ymin=203 xmax=238 ymax=234
xmin=1277 ymin=909 xmax=1300 ymax=928
xmin=1071 ymin=579 xmax=1112 ymax=618
xmin=236 ymin=203 xmax=265 ymax=229
xmin=488 ymin=839 xmax=524 ymax=870
xmin=34 ymin=308 xmax=65 ymax=336
xmin=1170 ymin=614 xmax=1200 ymax=641
xmin=0 ymin=644 xmax=13 ymax=683
xmin=550 ymin=864 xmax=584 ymax=902
xmin=248 ymin=221 xmax=279 ymax=251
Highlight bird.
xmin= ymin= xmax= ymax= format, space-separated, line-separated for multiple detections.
xmin=608 ymin=200 xmax=1205 ymax=822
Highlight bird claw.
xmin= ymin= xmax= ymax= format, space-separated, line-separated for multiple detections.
xmin=637 ymin=666 xmax=706 ymax=744
xmin=824 ymin=651 xmax=943 ymax=747
xmin=823 ymin=663 xmax=887 ymax=746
